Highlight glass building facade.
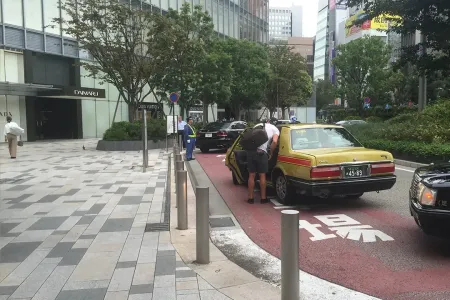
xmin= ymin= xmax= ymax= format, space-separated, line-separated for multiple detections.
xmin=0 ymin=0 xmax=268 ymax=141
xmin=313 ymin=2 xmax=329 ymax=81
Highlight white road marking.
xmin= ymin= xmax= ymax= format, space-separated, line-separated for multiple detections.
xmin=217 ymin=154 xmax=226 ymax=157
xmin=330 ymin=225 xmax=395 ymax=242
xmin=395 ymin=167 xmax=415 ymax=173
xmin=222 ymin=159 xmax=225 ymax=162
xmin=300 ymin=214 xmax=395 ymax=243
xmin=270 ymin=199 xmax=282 ymax=206
xmin=299 ymin=220 xmax=337 ymax=241
xmin=274 ymin=205 xmax=298 ymax=210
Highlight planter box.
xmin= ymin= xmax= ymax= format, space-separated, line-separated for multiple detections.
xmin=97 ymin=138 xmax=175 ymax=151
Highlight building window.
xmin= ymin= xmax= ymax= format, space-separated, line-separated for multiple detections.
xmin=4 ymin=0 xmax=24 ymax=27
xmin=44 ymin=0 xmax=61 ymax=35
xmin=25 ymin=0 xmax=43 ymax=31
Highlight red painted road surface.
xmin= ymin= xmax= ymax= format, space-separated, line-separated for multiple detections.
xmin=196 ymin=153 xmax=450 ymax=300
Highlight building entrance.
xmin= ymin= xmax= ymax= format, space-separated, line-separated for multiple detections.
xmin=35 ymin=97 xmax=79 ymax=140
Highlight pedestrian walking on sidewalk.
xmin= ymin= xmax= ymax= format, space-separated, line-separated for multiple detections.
xmin=247 ymin=119 xmax=279 ymax=204
xmin=177 ymin=116 xmax=186 ymax=149
xmin=184 ymin=117 xmax=196 ymax=161
xmin=4 ymin=116 xmax=24 ymax=159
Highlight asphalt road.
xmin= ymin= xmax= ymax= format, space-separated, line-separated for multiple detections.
xmin=195 ymin=151 xmax=450 ymax=300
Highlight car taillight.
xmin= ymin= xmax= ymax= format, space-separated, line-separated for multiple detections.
xmin=217 ymin=131 xmax=227 ymax=137
xmin=196 ymin=132 xmax=201 ymax=137
xmin=371 ymin=162 xmax=395 ymax=174
xmin=310 ymin=166 xmax=341 ymax=178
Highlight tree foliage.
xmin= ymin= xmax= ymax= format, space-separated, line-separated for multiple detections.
xmin=148 ymin=4 xmax=215 ymax=117
xmin=192 ymin=39 xmax=233 ymax=122
xmin=343 ymin=0 xmax=450 ymax=75
xmin=315 ymin=79 xmax=337 ymax=110
xmin=57 ymin=0 xmax=157 ymax=121
xmin=265 ymin=45 xmax=312 ymax=118
xmin=333 ymin=36 xmax=392 ymax=109
xmin=223 ymin=39 xmax=269 ymax=119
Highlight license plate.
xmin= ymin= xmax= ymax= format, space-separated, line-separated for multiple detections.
xmin=205 ymin=133 xmax=212 ymax=138
xmin=344 ymin=166 xmax=366 ymax=178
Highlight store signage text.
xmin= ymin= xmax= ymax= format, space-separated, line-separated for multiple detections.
xmin=0 ymin=112 xmax=13 ymax=117
xmin=65 ymin=87 xmax=106 ymax=98
xmin=74 ymin=90 xmax=99 ymax=97
xmin=299 ymin=214 xmax=394 ymax=243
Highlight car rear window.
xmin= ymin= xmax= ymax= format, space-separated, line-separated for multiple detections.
xmin=202 ymin=122 xmax=231 ymax=131
xmin=290 ymin=127 xmax=363 ymax=150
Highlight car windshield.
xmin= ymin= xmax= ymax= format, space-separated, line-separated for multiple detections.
xmin=202 ymin=122 xmax=230 ymax=131
xmin=290 ymin=127 xmax=363 ymax=150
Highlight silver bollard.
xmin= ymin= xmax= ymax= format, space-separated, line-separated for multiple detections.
xmin=174 ymin=154 xmax=182 ymax=175
xmin=176 ymin=170 xmax=188 ymax=230
xmin=196 ymin=187 xmax=210 ymax=264
xmin=175 ymin=160 xmax=184 ymax=172
xmin=281 ymin=210 xmax=299 ymax=300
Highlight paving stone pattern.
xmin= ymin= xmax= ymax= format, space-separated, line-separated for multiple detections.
xmin=0 ymin=140 xmax=210 ymax=300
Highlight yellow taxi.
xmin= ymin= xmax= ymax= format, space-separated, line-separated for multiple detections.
xmin=225 ymin=123 xmax=397 ymax=204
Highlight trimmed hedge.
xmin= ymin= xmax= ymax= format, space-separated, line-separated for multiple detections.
xmin=328 ymin=106 xmax=418 ymax=121
xmin=360 ymin=139 xmax=450 ymax=164
xmin=103 ymin=119 xmax=166 ymax=141
xmin=345 ymin=100 xmax=450 ymax=163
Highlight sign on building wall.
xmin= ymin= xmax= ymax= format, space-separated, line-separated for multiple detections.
xmin=330 ymin=0 xmax=347 ymax=10
xmin=345 ymin=10 xmax=401 ymax=38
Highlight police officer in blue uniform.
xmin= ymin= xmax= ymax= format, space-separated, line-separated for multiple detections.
xmin=184 ymin=117 xmax=196 ymax=161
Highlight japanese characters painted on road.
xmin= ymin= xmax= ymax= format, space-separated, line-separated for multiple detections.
xmin=299 ymin=214 xmax=394 ymax=243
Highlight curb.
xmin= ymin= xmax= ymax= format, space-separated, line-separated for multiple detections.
xmin=394 ymin=158 xmax=428 ymax=169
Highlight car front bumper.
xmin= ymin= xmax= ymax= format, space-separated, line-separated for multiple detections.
xmin=196 ymin=138 xmax=233 ymax=149
xmin=410 ymin=200 xmax=450 ymax=227
xmin=286 ymin=175 xmax=397 ymax=197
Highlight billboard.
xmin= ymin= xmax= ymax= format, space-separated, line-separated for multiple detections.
xmin=345 ymin=10 xmax=391 ymax=37
xmin=330 ymin=0 xmax=347 ymax=10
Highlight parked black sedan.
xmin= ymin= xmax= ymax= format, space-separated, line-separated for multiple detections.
xmin=409 ymin=162 xmax=450 ymax=236
xmin=196 ymin=121 xmax=247 ymax=153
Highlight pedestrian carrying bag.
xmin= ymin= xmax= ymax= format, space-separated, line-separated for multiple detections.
xmin=239 ymin=123 xmax=268 ymax=151
xmin=10 ymin=124 xmax=24 ymax=136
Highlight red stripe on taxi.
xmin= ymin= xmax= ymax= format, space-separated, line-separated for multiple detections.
xmin=278 ymin=155 xmax=311 ymax=166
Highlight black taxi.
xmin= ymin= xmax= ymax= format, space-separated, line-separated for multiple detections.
xmin=410 ymin=162 xmax=450 ymax=236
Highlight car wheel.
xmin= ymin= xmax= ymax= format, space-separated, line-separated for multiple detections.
xmin=346 ymin=193 xmax=364 ymax=199
xmin=275 ymin=173 xmax=294 ymax=205
xmin=232 ymin=172 xmax=239 ymax=185
xmin=200 ymin=147 xmax=209 ymax=153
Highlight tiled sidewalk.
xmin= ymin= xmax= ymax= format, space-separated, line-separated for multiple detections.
xmin=0 ymin=140 xmax=209 ymax=300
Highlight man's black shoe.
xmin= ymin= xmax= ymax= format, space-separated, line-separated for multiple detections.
xmin=247 ymin=198 xmax=254 ymax=204
xmin=260 ymin=199 xmax=270 ymax=204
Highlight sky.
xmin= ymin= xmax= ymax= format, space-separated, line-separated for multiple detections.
xmin=269 ymin=0 xmax=319 ymax=37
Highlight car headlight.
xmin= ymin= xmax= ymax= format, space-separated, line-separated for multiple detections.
xmin=417 ymin=182 xmax=437 ymax=206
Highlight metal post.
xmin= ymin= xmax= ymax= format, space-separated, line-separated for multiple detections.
xmin=176 ymin=170 xmax=188 ymax=230
xmin=281 ymin=210 xmax=299 ymax=300
xmin=142 ymin=109 xmax=147 ymax=173
xmin=175 ymin=160 xmax=184 ymax=172
xmin=418 ymin=32 xmax=427 ymax=112
xmin=196 ymin=187 xmax=210 ymax=264
xmin=144 ymin=109 xmax=148 ymax=168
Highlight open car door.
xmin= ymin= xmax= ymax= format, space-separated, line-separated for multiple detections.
xmin=226 ymin=131 xmax=249 ymax=184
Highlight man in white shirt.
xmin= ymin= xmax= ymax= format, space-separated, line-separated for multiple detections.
xmin=247 ymin=119 xmax=280 ymax=204
xmin=177 ymin=116 xmax=187 ymax=148
xmin=4 ymin=116 xmax=23 ymax=159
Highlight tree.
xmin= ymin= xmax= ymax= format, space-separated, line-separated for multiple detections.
xmin=343 ymin=0 xmax=450 ymax=75
xmin=192 ymin=39 xmax=233 ymax=122
xmin=224 ymin=39 xmax=269 ymax=119
xmin=332 ymin=36 xmax=392 ymax=109
xmin=58 ymin=0 xmax=158 ymax=122
xmin=265 ymin=45 xmax=312 ymax=118
xmin=148 ymin=4 xmax=215 ymax=118
xmin=315 ymin=79 xmax=337 ymax=110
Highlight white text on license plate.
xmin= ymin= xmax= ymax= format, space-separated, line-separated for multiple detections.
xmin=205 ymin=133 xmax=212 ymax=138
